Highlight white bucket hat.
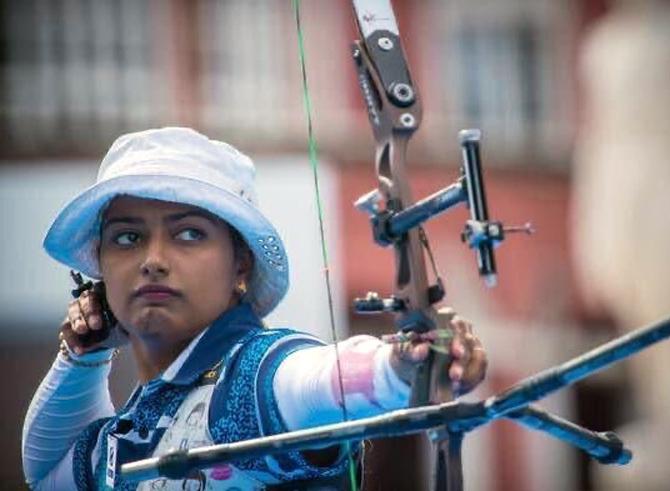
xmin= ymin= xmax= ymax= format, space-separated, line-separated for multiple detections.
xmin=44 ymin=127 xmax=289 ymax=318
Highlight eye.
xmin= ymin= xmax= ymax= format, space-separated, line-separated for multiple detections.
xmin=175 ymin=228 xmax=205 ymax=242
xmin=113 ymin=231 xmax=140 ymax=246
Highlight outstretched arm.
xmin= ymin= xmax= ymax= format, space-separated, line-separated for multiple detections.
xmin=274 ymin=335 xmax=410 ymax=430
xmin=273 ymin=314 xmax=487 ymax=431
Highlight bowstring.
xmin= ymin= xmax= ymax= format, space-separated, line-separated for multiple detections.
xmin=291 ymin=1 xmax=359 ymax=489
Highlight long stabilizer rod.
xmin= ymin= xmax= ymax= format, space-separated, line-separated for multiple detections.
xmin=121 ymin=316 xmax=670 ymax=482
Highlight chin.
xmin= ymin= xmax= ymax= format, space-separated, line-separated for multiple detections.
xmin=131 ymin=308 xmax=178 ymax=335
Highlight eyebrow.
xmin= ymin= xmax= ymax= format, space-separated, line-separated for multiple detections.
xmin=164 ymin=210 xmax=218 ymax=224
xmin=101 ymin=210 xmax=218 ymax=231
xmin=101 ymin=216 xmax=142 ymax=231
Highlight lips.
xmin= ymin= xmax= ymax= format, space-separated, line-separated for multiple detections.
xmin=133 ymin=284 xmax=181 ymax=301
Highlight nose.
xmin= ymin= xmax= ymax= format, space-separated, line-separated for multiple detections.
xmin=140 ymin=237 xmax=170 ymax=278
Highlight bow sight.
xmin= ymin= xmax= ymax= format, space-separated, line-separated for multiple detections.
xmin=349 ymin=0 xmax=533 ymax=333
xmin=353 ymin=128 xmax=534 ymax=307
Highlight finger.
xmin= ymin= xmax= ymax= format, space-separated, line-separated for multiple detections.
xmin=393 ymin=339 xmax=430 ymax=363
xmin=75 ymin=297 xmax=93 ymax=332
xmin=459 ymin=346 xmax=488 ymax=392
xmin=60 ymin=323 xmax=86 ymax=355
xmin=450 ymin=333 xmax=476 ymax=364
xmin=459 ymin=338 xmax=488 ymax=386
xmin=60 ymin=320 xmax=112 ymax=355
xmin=448 ymin=320 xmax=469 ymax=355
xmin=78 ymin=292 xmax=103 ymax=330
xmin=87 ymin=311 xmax=103 ymax=331
xmin=448 ymin=332 xmax=477 ymax=384
xmin=450 ymin=337 xmax=466 ymax=359
xmin=451 ymin=321 xmax=478 ymax=351
xmin=450 ymin=316 xmax=473 ymax=336
xmin=448 ymin=344 xmax=472 ymax=379
xmin=407 ymin=342 xmax=431 ymax=362
xmin=67 ymin=301 xmax=89 ymax=335
xmin=449 ymin=361 xmax=465 ymax=383
xmin=59 ymin=316 xmax=70 ymax=337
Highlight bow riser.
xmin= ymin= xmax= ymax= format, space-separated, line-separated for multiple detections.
xmin=352 ymin=11 xmax=438 ymax=336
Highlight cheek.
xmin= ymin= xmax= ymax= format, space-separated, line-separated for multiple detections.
xmin=185 ymin=249 xmax=237 ymax=308
xmin=98 ymin=250 xmax=133 ymax=316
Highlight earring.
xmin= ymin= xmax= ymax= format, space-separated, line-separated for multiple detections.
xmin=235 ymin=280 xmax=247 ymax=296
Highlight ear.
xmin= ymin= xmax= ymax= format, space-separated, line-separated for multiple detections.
xmin=235 ymin=247 xmax=254 ymax=282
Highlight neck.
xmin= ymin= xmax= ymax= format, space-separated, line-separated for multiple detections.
xmin=130 ymin=335 xmax=195 ymax=383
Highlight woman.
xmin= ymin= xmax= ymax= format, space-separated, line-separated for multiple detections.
xmin=22 ymin=127 xmax=487 ymax=490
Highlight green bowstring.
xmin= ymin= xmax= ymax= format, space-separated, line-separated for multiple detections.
xmin=292 ymin=1 xmax=359 ymax=489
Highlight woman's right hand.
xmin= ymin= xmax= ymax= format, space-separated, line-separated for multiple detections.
xmin=60 ymin=288 xmax=127 ymax=355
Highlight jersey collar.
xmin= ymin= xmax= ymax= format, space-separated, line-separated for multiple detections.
xmin=160 ymin=302 xmax=263 ymax=386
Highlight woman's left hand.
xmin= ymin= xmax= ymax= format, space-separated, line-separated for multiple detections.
xmin=388 ymin=309 xmax=488 ymax=397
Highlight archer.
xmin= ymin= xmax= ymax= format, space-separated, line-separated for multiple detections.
xmin=21 ymin=127 xmax=487 ymax=490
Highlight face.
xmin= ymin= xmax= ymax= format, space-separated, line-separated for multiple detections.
xmin=99 ymin=196 xmax=250 ymax=346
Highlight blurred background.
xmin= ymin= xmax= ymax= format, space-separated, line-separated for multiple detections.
xmin=1 ymin=0 xmax=669 ymax=489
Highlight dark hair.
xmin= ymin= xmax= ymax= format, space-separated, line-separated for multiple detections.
xmin=229 ymin=226 xmax=254 ymax=271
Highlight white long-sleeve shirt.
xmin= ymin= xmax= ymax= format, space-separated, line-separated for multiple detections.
xmin=23 ymin=323 xmax=408 ymax=489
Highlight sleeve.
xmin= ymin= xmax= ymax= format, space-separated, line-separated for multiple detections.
xmin=31 ymin=446 xmax=76 ymax=491
xmin=273 ymin=335 xmax=410 ymax=431
xmin=22 ymin=348 xmax=116 ymax=489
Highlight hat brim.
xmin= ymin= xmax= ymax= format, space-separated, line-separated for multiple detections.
xmin=43 ymin=174 xmax=289 ymax=318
